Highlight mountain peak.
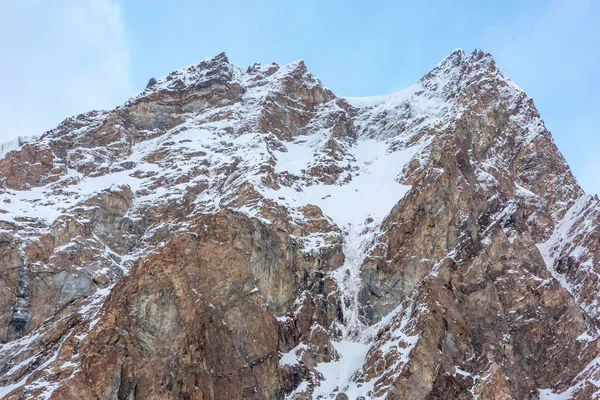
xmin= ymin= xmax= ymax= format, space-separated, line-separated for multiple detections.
xmin=1 ymin=46 xmax=599 ymax=400
xmin=470 ymin=48 xmax=495 ymax=62
xmin=427 ymin=48 xmax=466 ymax=73
xmin=421 ymin=48 xmax=500 ymax=84
xmin=131 ymin=51 xmax=236 ymax=102
xmin=211 ymin=51 xmax=229 ymax=63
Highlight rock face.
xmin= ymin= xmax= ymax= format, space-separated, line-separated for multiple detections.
xmin=0 ymin=136 xmax=38 ymax=159
xmin=0 ymin=49 xmax=599 ymax=399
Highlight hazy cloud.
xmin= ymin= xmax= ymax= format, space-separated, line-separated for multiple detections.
xmin=0 ymin=0 xmax=132 ymax=139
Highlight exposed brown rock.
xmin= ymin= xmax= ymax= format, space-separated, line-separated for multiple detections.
xmin=1 ymin=49 xmax=599 ymax=400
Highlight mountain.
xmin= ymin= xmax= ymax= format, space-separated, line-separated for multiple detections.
xmin=0 ymin=49 xmax=599 ymax=399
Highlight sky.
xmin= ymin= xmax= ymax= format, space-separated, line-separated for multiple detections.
xmin=0 ymin=0 xmax=598 ymax=194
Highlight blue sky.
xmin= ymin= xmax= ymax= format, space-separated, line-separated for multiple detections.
xmin=1 ymin=0 xmax=598 ymax=194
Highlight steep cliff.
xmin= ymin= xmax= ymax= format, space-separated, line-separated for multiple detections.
xmin=0 ymin=50 xmax=599 ymax=399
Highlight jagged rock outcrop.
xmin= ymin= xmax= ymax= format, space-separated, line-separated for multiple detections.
xmin=1 ymin=49 xmax=599 ymax=399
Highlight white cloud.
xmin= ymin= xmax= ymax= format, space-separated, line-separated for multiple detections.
xmin=0 ymin=0 xmax=132 ymax=140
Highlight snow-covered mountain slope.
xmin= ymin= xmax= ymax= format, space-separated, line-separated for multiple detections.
xmin=0 ymin=49 xmax=599 ymax=400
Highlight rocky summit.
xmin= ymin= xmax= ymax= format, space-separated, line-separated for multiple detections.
xmin=0 ymin=49 xmax=599 ymax=399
